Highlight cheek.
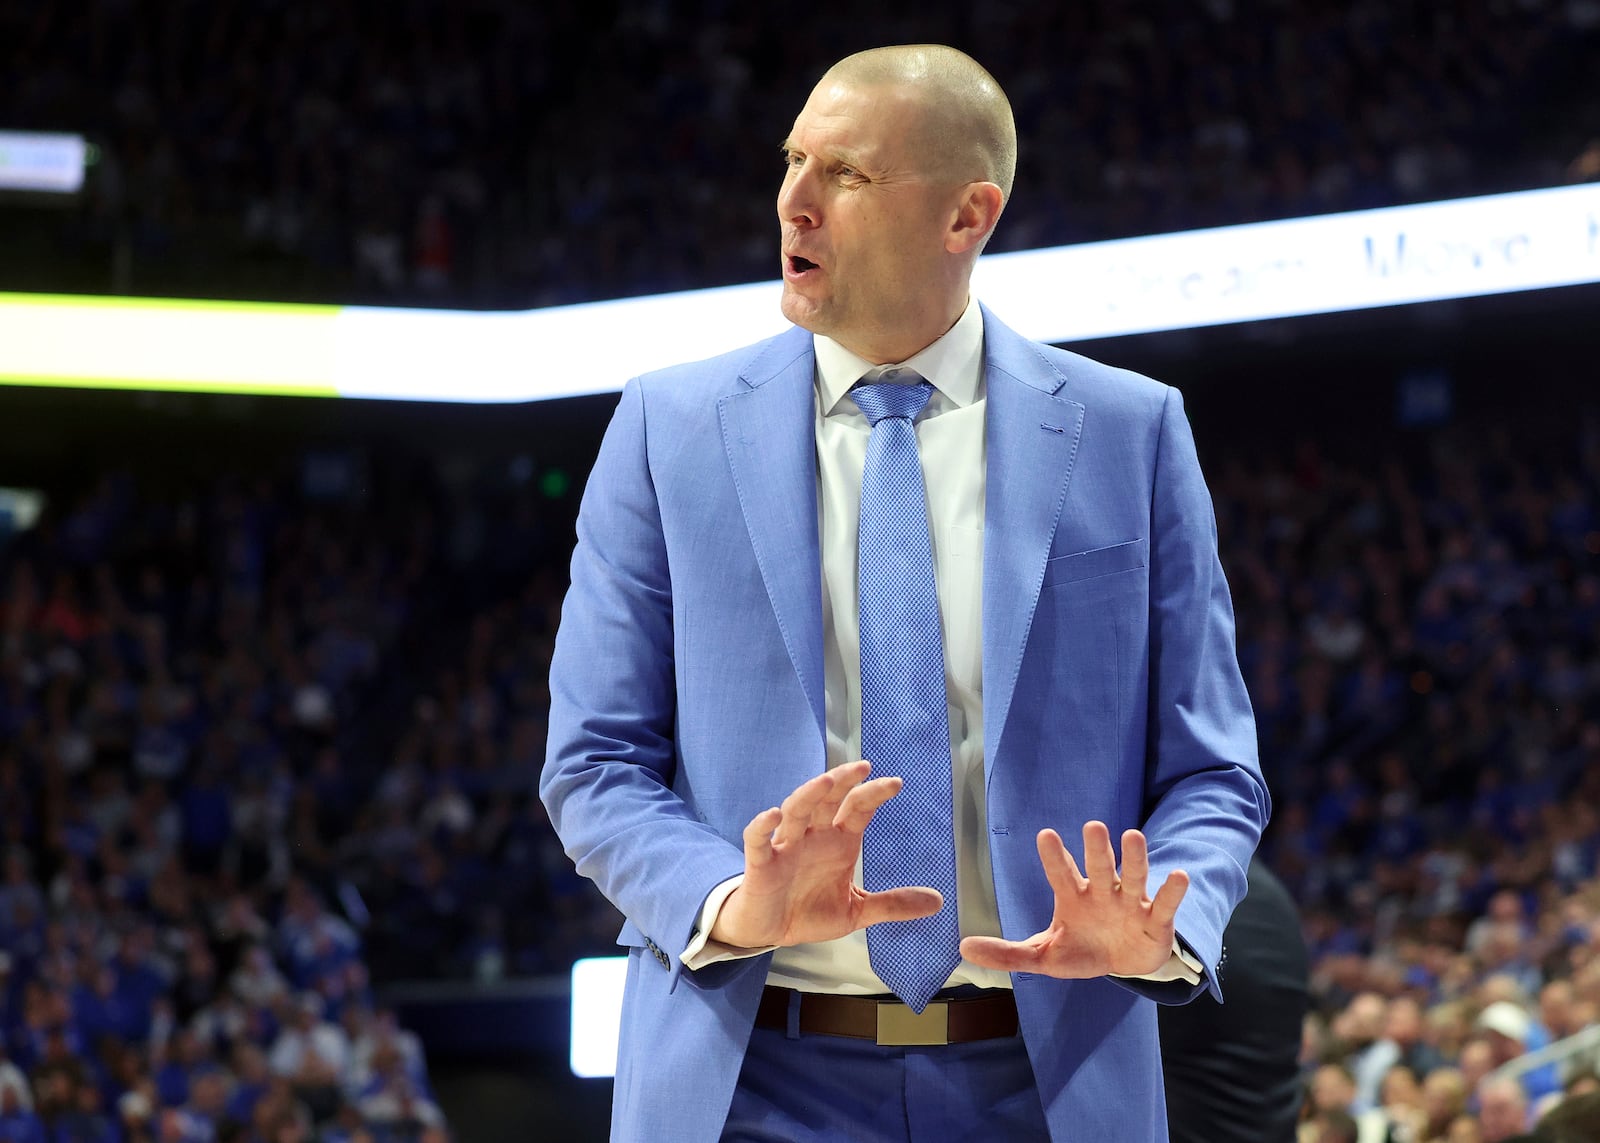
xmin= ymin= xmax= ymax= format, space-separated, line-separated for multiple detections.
xmin=878 ymin=213 xmax=944 ymax=264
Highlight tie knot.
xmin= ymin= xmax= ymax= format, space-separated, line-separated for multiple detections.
xmin=850 ymin=378 xmax=933 ymax=426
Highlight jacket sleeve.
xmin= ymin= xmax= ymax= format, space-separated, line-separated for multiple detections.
xmin=539 ymin=378 xmax=747 ymax=985
xmin=1131 ymin=385 xmax=1271 ymax=1004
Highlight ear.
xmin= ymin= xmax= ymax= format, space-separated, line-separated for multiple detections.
xmin=946 ymin=182 xmax=1005 ymax=255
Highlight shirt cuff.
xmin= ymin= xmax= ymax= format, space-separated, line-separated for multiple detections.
xmin=681 ymin=875 xmax=779 ymax=970
xmin=1109 ymin=938 xmax=1203 ymax=985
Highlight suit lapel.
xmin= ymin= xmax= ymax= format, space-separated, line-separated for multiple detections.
xmin=717 ymin=329 xmax=827 ymax=740
xmin=711 ymin=313 xmax=1084 ymax=770
xmin=980 ymin=310 xmax=1085 ymax=782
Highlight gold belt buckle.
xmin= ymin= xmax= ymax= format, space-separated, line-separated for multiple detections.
xmin=876 ymin=1000 xmax=950 ymax=1046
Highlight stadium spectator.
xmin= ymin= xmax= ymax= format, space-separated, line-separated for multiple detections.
xmin=1381 ymin=996 xmax=1448 ymax=1079
xmin=52 ymin=1075 xmax=118 ymax=1143
xmin=1422 ymin=1069 xmax=1471 ymax=1140
xmin=0 ymin=1044 xmax=29 ymax=1115
xmin=1536 ymin=1090 xmax=1600 ymax=1141
xmin=0 ymin=1084 xmax=45 ymax=1143
xmin=1477 ymin=1075 xmax=1530 ymax=1141
xmin=1339 ymin=993 xmax=1395 ymax=1110
xmin=1316 ymin=1110 xmax=1361 ymax=1143
xmin=266 ymin=994 xmax=347 ymax=1119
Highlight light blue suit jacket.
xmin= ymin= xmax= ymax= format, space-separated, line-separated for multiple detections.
xmin=541 ymin=307 xmax=1270 ymax=1142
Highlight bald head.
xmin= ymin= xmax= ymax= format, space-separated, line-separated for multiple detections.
xmin=823 ymin=45 xmax=1016 ymax=201
xmin=775 ymin=44 xmax=1013 ymax=360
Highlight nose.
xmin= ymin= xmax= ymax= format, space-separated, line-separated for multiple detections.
xmin=777 ymin=165 xmax=819 ymax=230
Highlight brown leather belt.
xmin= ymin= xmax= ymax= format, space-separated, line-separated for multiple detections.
xmin=755 ymin=986 xmax=1019 ymax=1046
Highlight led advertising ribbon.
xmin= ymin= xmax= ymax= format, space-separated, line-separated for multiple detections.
xmin=2 ymin=183 xmax=1597 ymax=404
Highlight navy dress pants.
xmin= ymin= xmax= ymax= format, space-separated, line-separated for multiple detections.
xmin=722 ymin=1019 xmax=1050 ymax=1142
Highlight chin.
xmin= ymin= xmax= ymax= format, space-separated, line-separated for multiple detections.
xmin=779 ymin=291 xmax=826 ymax=334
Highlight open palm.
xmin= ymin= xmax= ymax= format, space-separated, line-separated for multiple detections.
xmin=961 ymin=822 xmax=1188 ymax=979
xmin=710 ymin=760 xmax=945 ymax=949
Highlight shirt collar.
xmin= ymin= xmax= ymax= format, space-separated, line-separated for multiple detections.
xmin=813 ymin=296 xmax=984 ymax=415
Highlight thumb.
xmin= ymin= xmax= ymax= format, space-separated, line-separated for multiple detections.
xmin=857 ymin=886 xmax=944 ymax=929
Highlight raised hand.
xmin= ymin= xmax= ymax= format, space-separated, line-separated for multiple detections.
xmin=960 ymin=821 xmax=1188 ymax=979
xmin=708 ymin=760 xmax=945 ymax=949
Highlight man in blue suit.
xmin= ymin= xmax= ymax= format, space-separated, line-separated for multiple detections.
xmin=542 ymin=44 xmax=1269 ymax=1142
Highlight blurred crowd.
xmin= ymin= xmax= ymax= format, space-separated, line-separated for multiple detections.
xmin=1 ymin=0 xmax=1597 ymax=306
xmin=0 ymin=465 xmax=514 ymax=1142
xmin=1216 ymin=417 xmax=1600 ymax=1140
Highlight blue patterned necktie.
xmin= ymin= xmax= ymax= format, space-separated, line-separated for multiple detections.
xmin=852 ymin=375 xmax=960 ymax=1013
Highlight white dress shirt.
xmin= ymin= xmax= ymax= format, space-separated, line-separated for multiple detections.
xmin=684 ymin=298 xmax=1198 ymax=991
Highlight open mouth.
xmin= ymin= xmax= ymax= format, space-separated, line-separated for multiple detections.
xmin=788 ymin=255 xmax=819 ymax=274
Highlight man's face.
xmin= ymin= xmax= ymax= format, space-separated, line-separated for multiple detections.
xmin=1384 ymin=998 xmax=1422 ymax=1044
xmin=1311 ymin=1066 xmax=1353 ymax=1112
xmin=777 ymin=77 xmax=964 ymax=363
xmin=1477 ymin=1085 xmax=1526 ymax=1142
xmin=1539 ymin=982 xmax=1573 ymax=1030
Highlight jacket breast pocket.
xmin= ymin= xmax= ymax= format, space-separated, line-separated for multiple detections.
xmin=1041 ymin=538 xmax=1147 ymax=589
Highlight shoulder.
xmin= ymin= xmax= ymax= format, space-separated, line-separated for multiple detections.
xmin=631 ymin=325 xmax=812 ymax=406
xmin=981 ymin=307 xmax=1173 ymax=420
xmin=1042 ymin=343 xmax=1175 ymax=423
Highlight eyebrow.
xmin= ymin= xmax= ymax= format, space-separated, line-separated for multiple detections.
xmin=779 ymin=138 xmax=872 ymax=172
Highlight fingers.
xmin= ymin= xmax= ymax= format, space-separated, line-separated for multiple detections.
xmin=857 ymin=886 xmax=943 ymax=928
xmin=1035 ymin=829 xmax=1085 ymax=899
xmin=742 ymin=806 xmax=782 ymax=867
xmin=1062 ymin=823 xmax=1155 ymax=898
xmin=1149 ymin=869 xmax=1190 ymax=929
xmin=816 ymin=759 xmax=872 ymax=820
xmin=1080 ymin=820 xmax=1119 ymax=888
xmin=772 ymin=763 xmax=859 ymax=848
xmin=833 ymin=774 xmax=903 ymax=833
xmin=1119 ymin=829 xmax=1150 ymax=900
xmin=770 ymin=775 xmax=824 ymax=850
xmin=959 ymin=934 xmax=1039 ymax=973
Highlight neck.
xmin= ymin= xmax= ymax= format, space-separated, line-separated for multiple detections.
xmin=848 ymin=293 xmax=970 ymax=365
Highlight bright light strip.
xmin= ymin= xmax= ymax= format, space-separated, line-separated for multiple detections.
xmin=973 ymin=180 xmax=1600 ymax=339
xmin=0 ymin=294 xmax=342 ymax=396
xmin=0 ymin=131 xmax=89 ymax=193
xmin=2 ymin=182 xmax=1597 ymax=403
xmin=569 ymin=956 xmax=627 ymax=1079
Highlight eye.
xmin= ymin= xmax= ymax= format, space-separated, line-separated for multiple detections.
xmin=782 ymin=150 xmax=804 ymax=169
